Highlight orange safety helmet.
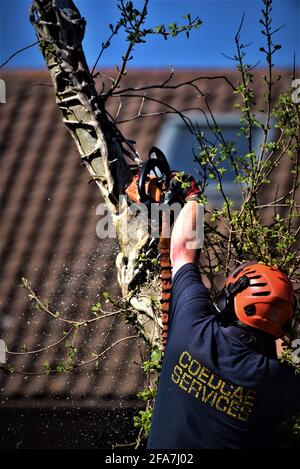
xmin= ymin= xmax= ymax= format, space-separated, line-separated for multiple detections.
xmin=226 ymin=262 xmax=296 ymax=337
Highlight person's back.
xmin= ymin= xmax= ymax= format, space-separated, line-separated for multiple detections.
xmin=147 ymin=263 xmax=300 ymax=449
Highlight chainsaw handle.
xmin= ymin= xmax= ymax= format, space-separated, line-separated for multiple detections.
xmin=149 ymin=146 xmax=171 ymax=175
xmin=138 ymin=158 xmax=170 ymax=203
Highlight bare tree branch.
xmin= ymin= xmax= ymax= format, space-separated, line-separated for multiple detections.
xmin=0 ymin=41 xmax=39 ymax=68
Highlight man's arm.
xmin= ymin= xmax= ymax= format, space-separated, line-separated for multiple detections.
xmin=171 ymin=200 xmax=202 ymax=277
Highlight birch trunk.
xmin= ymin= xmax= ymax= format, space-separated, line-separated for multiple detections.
xmin=30 ymin=0 xmax=162 ymax=348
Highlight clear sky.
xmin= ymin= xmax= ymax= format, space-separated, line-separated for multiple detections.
xmin=0 ymin=0 xmax=299 ymax=69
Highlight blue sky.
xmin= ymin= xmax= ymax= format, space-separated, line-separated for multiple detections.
xmin=0 ymin=0 xmax=299 ymax=69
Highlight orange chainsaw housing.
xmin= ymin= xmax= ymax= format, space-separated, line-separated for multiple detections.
xmin=125 ymin=174 xmax=163 ymax=203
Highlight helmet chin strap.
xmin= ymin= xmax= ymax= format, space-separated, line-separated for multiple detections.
xmin=214 ymin=275 xmax=250 ymax=322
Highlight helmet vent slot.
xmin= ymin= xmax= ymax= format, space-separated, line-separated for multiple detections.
xmin=251 ymin=282 xmax=267 ymax=287
xmin=244 ymin=270 xmax=256 ymax=275
xmin=278 ymin=276 xmax=290 ymax=285
xmin=248 ymin=275 xmax=261 ymax=279
xmin=252 ymin=291 xmax=271 ymax=296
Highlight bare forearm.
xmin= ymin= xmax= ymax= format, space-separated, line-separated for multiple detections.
xmin=171 ymin=201 xmax=202 ymax=277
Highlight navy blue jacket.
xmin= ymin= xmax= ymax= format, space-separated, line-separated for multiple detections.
xmin=147 ymin=264 xmax=300 ymax=449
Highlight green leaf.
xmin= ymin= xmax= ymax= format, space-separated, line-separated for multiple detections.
xmin=137 ymin=387 xmax=156 ymax=401
xmin=43 ymin=361 xmax=52 ymax=375
xmin=91 ymin=302 xmax=102 ymax=313
xmin=151 ymin=347 xmax=162 ymax=363
xmin=102 ymin=291 xmax=111 ymax=302
xmin=154 ymin=25 xmax=165 ymax=34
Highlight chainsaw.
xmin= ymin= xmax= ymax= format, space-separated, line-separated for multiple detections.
xmin=125 ymin=146 xmax=201 ymax=348
xmin=125 ymin=146 xmax=172 ymax=206
xmin=125 ymin=146 xmax=175 ymax=349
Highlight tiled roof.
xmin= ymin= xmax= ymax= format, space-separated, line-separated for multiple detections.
xmin=0 ymin=68 xmax=295 ymax=405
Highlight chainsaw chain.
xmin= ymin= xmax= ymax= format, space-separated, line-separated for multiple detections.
xmin=159 ymin=233 xmax=172 ymax=350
